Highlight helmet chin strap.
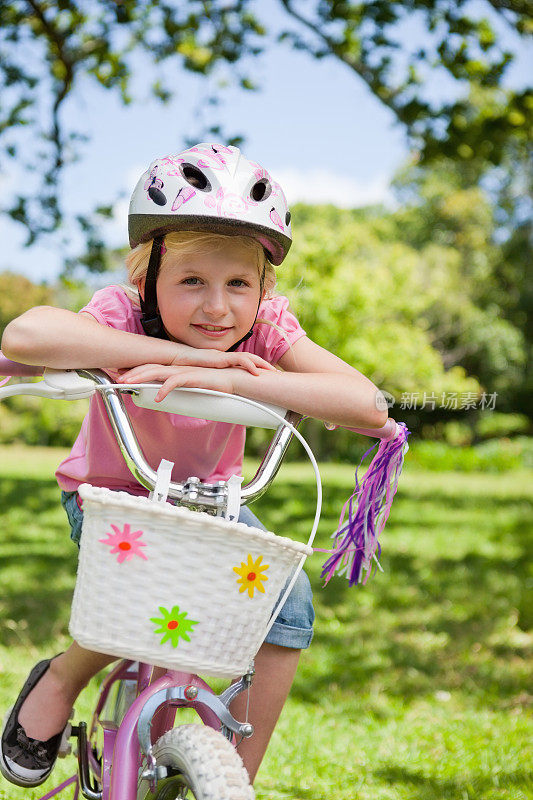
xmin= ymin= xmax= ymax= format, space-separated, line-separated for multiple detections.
xmin=139 ymin=236 xmax=168 ymax=339
xmin=140 ymin=237 xmax=264 ymax=351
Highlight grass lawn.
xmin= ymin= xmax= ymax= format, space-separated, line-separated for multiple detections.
xmin=0 ymin=445 xmax=532 ymax=799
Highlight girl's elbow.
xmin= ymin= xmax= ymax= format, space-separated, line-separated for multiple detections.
xmin=1 ymin=307 xmax=51 ymax=361
xmin=374 ymin=408 xmax=389 ymax=429
xmin=360 ymin=406 xmax=388 ymax=430
xmin=1 ymin=320 xmax=23 ymax=360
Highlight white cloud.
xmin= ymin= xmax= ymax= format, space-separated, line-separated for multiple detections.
xmin=272 ymin=167 xmax=393 ymax=208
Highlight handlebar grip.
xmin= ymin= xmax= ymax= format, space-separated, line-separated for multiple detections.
xmin=131 ymin=385 xmax=289 ymax=430
xmin=0 ymin=352 xmax=44 ymax=377
xmin=327 ymin=417 xmax=398 ymax=441
xmin=348 ymin=418 xmax=398 ymax=441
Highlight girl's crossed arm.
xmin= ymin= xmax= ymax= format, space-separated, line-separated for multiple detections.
xmin=1 ymin=306 xmax=273 ymax=376
xmin=119 ymin=336 xmax=388 ymax=431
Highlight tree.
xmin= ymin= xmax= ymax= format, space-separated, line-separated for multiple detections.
xmin=0 ymin=271 xmax=91 ymax=446
xmin=0 ymin=271 xmax=53 ymax=332
xmin=279 ymin=203 xmax=483 ymax=398
xmin=391 ymin=152 xmax=529 ymax=413
xmin=1 ymin=0 xmax=531 ymax=261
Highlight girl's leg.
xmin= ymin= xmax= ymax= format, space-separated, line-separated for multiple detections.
xmin=230 ymin=642 xmax=301 ymax=784
xmin=18 ymin=642 xmax=115 ymax=740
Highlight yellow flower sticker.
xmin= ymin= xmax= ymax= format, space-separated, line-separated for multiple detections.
xmin=233 ymin=554 xmax=269 ymax=598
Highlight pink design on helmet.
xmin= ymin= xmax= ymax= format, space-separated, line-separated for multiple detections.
xmin=171 ymin=187 xmax=196 ymax=212
xmin=222 ymin=192 xmax=251 ymax=218
xmin=143 ymin=166 xmax=159 ymax=191
xmin=206 ymin=187 xmax=252 ymax=218
xmin=253 ymin=167 xmax=271 ymax=182
xmin=271 ymin=182 xmax=289 ymax=212
xmin=197 ymin=156 xmax=226 ymax=171
xmin=269 ymin=207 xmax=284 ymax=231
xmin=161 ymin=156 xmax=185 ymax=169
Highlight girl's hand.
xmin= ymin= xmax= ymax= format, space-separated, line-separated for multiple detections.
xmin=118 ymin=364 xmax=239 ymax=400
xmin=169 ymin=345 xmax=274 ymax=374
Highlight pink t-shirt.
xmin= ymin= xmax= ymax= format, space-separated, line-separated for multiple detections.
xmin=56 ymin=285 xmax=306 ymax=495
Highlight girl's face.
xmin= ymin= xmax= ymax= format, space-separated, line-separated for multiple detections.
xmin=146 ymin=245 xmax=263 ymax=350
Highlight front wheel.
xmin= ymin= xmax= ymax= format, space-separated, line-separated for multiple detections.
xmin=137 ymin=724 xmax=254 ymax=800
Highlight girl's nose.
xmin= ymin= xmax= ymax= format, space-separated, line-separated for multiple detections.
xmin=202 ymin=287 xmax=229 ymax=318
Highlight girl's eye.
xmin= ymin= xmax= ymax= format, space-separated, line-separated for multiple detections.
xmin=182 ymin=277 xmax=201 ymax=285
xmin=228 ymin=279 xmax=249 ymax=287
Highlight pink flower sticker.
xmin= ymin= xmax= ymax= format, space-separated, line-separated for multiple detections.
xmin=99 ymin=523 xmax=148 ymax=563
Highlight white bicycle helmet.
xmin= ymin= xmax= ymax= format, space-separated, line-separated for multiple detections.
xmin=129 ymin=142 xmax=292 ymax=265
xmin=129 ymin=143 xmax=292 ymax=345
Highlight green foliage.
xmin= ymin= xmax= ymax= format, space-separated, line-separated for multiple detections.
xmin=1 ymin=1 xmax=530 ymax=257
xmin=0 ymin=0 xmax=263 ymax=244
xmin=0 ymin=268 xmax=93 ymax=327
xmin=0 ymin=271 xmax=91 ymax=450
xmin=407 ymin=436 xmax=533 ymax=472
xmin=281 ymin=202 xmax=482 ymax=399
xmin=391 ymin=154 xmax=529 ymax=406
xmin=0 ymin=395 xmax=89 ymax=447
xmin=0 ymin=272 xmax=53 ymax=331
xmin=278 ymin=2 xmax=532 ymax=166
xmin=476 ymin=411 xmax=531 ymax=440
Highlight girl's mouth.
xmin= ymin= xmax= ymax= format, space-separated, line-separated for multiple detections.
xmin=191 ymin=323 xmax=233 ymax=338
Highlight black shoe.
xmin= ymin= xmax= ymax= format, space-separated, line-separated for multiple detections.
xmin=0 ymin=657 xmax=71 ymax=788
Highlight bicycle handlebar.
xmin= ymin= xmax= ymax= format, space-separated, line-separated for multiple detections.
xmin=76 ymin=368 xmax=303 ymax=507
xmin=0 ymin=361 xmax=306 ymax=509
xmin=0 ymin=354 xmax=397 ymax=509
xmin=0 ymin=353 xmax=44 ymax=377
xmin=0 ymin=353 xmax=395 ymax=438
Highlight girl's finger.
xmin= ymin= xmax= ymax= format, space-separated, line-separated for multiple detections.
xmin=154 ymin=375 xmax=185 ymax=401
xmin=119 ymin=366 xmax=158 ymax=382
xmin=232 ymin=355 xmax=272 ymax=373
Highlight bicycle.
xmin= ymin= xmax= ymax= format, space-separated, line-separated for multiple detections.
xmin=0 ymin=355 xmax=406 ymax=800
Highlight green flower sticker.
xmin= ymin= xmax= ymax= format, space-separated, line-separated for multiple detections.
xmin=150 ymin=605 xmax=198 ymax=648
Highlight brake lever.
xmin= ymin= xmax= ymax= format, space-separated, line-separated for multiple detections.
xmin=0 ymin=368 xmax=96 ymax=401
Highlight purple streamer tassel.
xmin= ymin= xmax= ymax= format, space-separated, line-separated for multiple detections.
xmin=319 ymin=422 xmax=410 ymax=587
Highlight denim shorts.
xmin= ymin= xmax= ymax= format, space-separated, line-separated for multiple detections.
xmin=61 ymin=491 xmax=314 ymax=650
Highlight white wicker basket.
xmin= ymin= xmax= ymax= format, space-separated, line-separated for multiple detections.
xmin=69 ymin=484 xmax=312 ymax=678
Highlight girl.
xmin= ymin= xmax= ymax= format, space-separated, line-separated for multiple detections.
xmin=0 ymin=143 xmax=387 ymax=789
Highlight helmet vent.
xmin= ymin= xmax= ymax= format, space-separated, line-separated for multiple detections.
xmin=285 ymin=211 xmax=291 ymax=226
xmin=148 ymin=185 xmax=167 ymax=206
xmin=250 ymin=179 xmax=272 ymax=202
xmin=181 ymin=163 xmax=211 ymax=191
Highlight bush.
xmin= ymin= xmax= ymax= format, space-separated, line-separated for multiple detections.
xmin=0 ymin=395 xmax=88 ymax=447
xmin=475 ymin=411 xmax=531 ymax=439
xmin=408 ymin=436 xmax=533 ymax=472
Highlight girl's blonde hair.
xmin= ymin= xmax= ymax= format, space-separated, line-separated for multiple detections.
xmin=125 ymin=230 xmax=277 ymax=302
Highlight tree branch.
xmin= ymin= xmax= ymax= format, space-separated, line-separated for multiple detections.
xmin=483 ymin=0 xmax=532 ymax=30
xmin=25 ymin=0 xmax=75 ymax=173
xmin=277 ymin=0 xmax=404 ymax=117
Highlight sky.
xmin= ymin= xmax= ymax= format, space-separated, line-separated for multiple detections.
xmin=1 ymin=0 xmax=531 ymax=283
